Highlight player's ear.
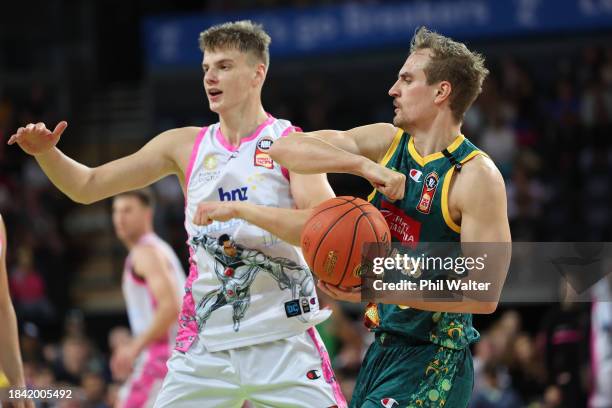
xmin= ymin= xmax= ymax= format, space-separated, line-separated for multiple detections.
xmin=253 ymin=63 xmax=267 ymax=86
xmin=434 ymin=81 xmax=452 ymax=104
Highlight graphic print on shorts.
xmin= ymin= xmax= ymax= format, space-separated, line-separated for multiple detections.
xmin=189 ymin=233 xmax=316 ymax=332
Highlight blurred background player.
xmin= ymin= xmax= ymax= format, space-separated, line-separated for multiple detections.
xmin=0 ymin=214 xmax=33 ymax=408
xmin=7 ymin=21 xmax=344 ymax=407
xmin=110 ymin=188 xmax=185 ymax=408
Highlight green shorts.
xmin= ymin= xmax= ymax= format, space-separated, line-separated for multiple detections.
xmin=350 ymin=333 xmax=474 ymax=408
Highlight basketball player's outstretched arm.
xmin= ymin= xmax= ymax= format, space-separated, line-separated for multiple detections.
xmin=320 ymin=156 xmax=512 ymax=313
xmin=269 ymin=123 xmax=406 ymax=201
xmin=193 ymin=171 xmax=335 ymax=246
xmin=111 ymin=244 xmax=181 ymax=378
xmin=8 ymin=122 xmax=197 ymax=204
xmin=0 ymin=216 xmax=33 ymax=407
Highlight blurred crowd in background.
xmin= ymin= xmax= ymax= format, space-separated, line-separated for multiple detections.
xmin=1 ymin=1 xmax=612 ymax=407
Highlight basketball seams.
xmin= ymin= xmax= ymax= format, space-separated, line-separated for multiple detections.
xmin=310 ymin=196 xmax=359 ymax=219
xmin=338 ymin=213 xmax=368 ymax=286
xmin=309 ymin=205 xmax=361 ymax=277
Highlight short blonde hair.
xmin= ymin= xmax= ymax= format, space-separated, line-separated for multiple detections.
xmin=411 ymin=27 xmax=489 ymax=123
xmin=199 ymin=20 xmax=271 ymax=67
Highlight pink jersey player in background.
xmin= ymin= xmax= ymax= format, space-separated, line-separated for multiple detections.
xmin=111 ymin=189 xmax=185 ymax=408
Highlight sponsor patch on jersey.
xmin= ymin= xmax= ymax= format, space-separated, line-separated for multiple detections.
xmin=416 ymin=171 xmax=439 ymax=214
xmin=203 ymin=154 xmax=218 ymax=170
xmin=301 ymin=298 xmax=311 ymax=313
xmin=254 ymin=136 xmax=274 ymax=169
xmin=284 ymin=300 xmax=302 ymax=318
xmin=218 ymin=186 xmax=249 ymax=201
xmin=409 ymin=168 xmax=422 ymax=182
xmin=380 ymin=201 xmax=421 ymax=247
xmin=380 ymin=397 xmax=399 ymax=408
xmin=306 ymin=369 xmax=321 ymax=380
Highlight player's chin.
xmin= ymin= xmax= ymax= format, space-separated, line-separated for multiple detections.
xmin=208 ymin=102 xmax=222 ymax=113
xmin=391 ymin=115 xmax=404 ymax=128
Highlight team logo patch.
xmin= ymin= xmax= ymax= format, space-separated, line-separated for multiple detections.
xmin=306 ymin=369 xmax=321 ymax=380
xmin=409 ymin=169 xmax=422 ymax=182
xmin=416 ymin=171 xmax=439 ymax=214
xmin=301 ymin=298 xmax=311 ymax=313
xmin=254 ymin=136 xmax=274 ymax=169
xmin=380 ymin=201 xmax=421 ymax=248
xmin=380 ymin=397 xmax=398 ymax=407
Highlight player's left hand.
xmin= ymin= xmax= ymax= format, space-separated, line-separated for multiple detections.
xmin=317 ymin=281 xmax=362 ymax=303
xmin=110 ymin=342 xmax=138 ymax=380
xmin=193 ymin=202 xmax=240 ymax=225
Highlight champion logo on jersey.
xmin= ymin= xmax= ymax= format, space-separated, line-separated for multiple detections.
xmin=306 ymin=369 xmax=321 ymax=380
xmin=380 ymin=397 xmax=398 ymax=408
xmin=409 ymin=169 xmax=423 ymax=182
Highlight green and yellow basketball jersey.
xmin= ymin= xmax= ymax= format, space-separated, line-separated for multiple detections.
xmin=367 ymin=128 xmax=487 ymax=350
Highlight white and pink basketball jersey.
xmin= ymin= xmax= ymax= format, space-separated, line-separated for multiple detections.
xmin=122 ymin=233 xmax=186 ymax=342
xmin=177 ymin=114 xmax=331 ymax=353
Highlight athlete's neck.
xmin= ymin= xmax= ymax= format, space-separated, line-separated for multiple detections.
xmin=124 ymin=228 xmax=153 ymax=250
xmin=219 ymin=102 xmax=269 ymax=148
xmin=409 ymin=113 xmax=462 ymax=157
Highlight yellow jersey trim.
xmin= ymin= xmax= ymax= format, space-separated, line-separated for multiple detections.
xmin=368 ymin=128 xmax=404 ymax=202
xmin=408 ymin=134 xmax=465 ymax=167
xmin=441 ymin=150 xmax=489 ymax=234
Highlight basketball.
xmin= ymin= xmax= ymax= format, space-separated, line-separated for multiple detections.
xmin=301 ymin=196 xmax=391 ymax=287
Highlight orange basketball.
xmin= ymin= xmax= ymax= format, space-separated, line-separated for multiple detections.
xmin=301 ymin=196 xmax=391 ymax=287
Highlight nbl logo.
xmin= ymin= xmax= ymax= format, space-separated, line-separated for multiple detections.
xmin=416 ymin=171 xmax=439 ymax=214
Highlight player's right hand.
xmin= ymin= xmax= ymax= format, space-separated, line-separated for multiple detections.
xmin=7 ymin=121 xmax=67 ymax=156
xmin=362 ymin=160 xmax=405 ymax=202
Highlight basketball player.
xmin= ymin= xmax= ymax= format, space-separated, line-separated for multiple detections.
xmin=8 ymin=21 xmax=345 ymax=407
xmin=220 ymin=27 xmax=511 ymax=407
xmin=0 ymin=215 xmax=33 ymax=408
xmin=110 ymin=189 xmax=185 ymax=408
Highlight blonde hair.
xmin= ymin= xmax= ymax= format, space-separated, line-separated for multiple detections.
xmin=199 ymin=20 xmax=271 ymax=67
xmin=411 ymin=26 xmax=489 ymax=123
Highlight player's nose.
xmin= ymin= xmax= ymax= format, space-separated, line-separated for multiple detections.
xmin=204 ymin=70 xmax=218 ymax=84
xmin=388 ymin=81 xmax=400 ymax=97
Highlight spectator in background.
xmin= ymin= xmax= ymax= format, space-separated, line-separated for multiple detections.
xmin=470 ymin=362 xmax=523 ymax=408
xmin=81 ymin=371 xmax=109 ymax=408
xmin=52 ymin=336 xmax=102 ymax=386
xmin=479 ymin=112 xmax=517 ymax=178
xmin=539 ymin=282 xmax=589 ymax=407
xmin=507 ymin=333 xmax=547 ymax=404
xmin=9 ymin=244 xmax=54 ymax=322
xmin=505 ymin=161 xmax=548 ymax=240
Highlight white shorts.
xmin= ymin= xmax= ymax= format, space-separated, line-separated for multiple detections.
xmin=154 ymin=327 xmax=347 ymax=408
